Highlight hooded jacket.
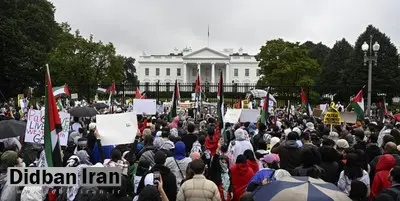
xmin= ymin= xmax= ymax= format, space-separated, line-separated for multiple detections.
xmin=230 ymin=163 xmax=254 ymax=201
xmin=371 ymin=154 xmax=396 ymax=199
xmin=137 ymin=164 xmax=177 ymax=201
xmin=228 ymin=129 xmax=253 ymax=161
xmin=271 ymin=140 xmax=301 ymax=173
xmin=205 ymin=128 xmax=220 ymax=157
xmin=165 ymin=141 xmax=192 ymax=187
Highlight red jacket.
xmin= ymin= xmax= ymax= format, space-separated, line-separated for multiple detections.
xmin=205 ymin=128 xmax=221 ymax=157
xmin=371 ymin=154 xmax=396 ymax=199
xmin=230 ymin=163 xmax=254 ymax=201
xmin=247 ymin=160 xmax=259 ymax=173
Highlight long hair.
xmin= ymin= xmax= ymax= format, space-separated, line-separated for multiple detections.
xmin=344 ymin=153 xmax=363 ymax=180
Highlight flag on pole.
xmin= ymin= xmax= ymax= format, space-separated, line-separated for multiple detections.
xmin=135 ymin=88 xmax=142 ymax=99
xmin=53 ymin=84 xmax=69 ymax=97
xmin=44 ymin=65 xmax=63 ymax=167
xmin=351 ymin=89 xmax=364 ymax=121
xmin=168 ymin=80 xmax=180 ymax=122
xmin=217 ymin=71 xmax=224 ymax=131
xmin=195 ymin=72 xmax=202 ymax=113
xmin=106 ymin=82 xmax=116 ymax=94
xmin=97 ymin=87 xmax=107 ymax=94
xmin=300 ymin=88 xmax=312 ymax=116
xmin=260 ymin=87 xmax=270 ymax=125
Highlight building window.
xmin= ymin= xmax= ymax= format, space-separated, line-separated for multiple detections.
xmin=166 ymin=68 xmax=170 ymax=76
xmin=166 ymin=82 xmax=170 ymax=92
xmin=256 ymin=69 xmax=260 ymax=76
xmin=156 ymin=68 xmax=160 ymax=76
xmin=245 ymin=69 xmax=249 ymax=77
xmin=145 ymin=68 xmax=149 ymax=76
xmin=177 ymin=68 xmax=181 ymax=76
xmin=234 ymin=69 xmax=238 ymax=77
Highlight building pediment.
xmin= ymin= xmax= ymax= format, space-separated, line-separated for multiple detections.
xmin=183 ymin=47 xmax=229 ymax=59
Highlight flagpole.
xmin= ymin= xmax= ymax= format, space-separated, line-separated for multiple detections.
xmin=207 ymin=24 xmax=210 ymax=47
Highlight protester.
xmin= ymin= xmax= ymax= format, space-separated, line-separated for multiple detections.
xmin=370 ymin=154 xmax=396 ymax=199
xmin=230 ymin=155 xmax=254 ymax=201
xmin=271 ymin=131 xmax=302 ymax=172
xmin=165 ymin=141 xmax=192 ymax=187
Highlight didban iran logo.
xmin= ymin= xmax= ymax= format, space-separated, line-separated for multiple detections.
xmin=7 ymin=167 xmax=122 ymax=187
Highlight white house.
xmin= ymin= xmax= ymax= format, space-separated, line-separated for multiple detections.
xmin=137 ymin=47 xmax=261 ymax=85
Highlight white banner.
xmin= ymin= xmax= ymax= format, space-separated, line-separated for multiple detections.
xmin=96 ymin=112 xmax=138 ymax=146
xmin=224 ymin=109 xmax=242 ymax=123
xmin=240 ymin=109 xmax=260 ymax=123
xmin=24 ymin=109 xmax=70 ymax=146
xmin=133 ymin=99 xmax=156 ymax=115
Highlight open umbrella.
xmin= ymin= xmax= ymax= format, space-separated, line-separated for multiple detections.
xmin=0 ymin=120 xmax=27 ymax=139
xmin=249 ymin=89 xmax=277 ymax=103
xmin=252 ymin=176 xmax=351 ymax=201
xmin=69 ymin=106 xmax=98 ymax=117
xmin=92 ymin=102 xmax=108 ymax=109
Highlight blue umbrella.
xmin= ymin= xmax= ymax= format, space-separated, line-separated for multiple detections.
xmin=252 ymin=176 xmax=351 ymax=201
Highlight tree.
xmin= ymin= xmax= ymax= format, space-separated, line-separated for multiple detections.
xmin=48 ymin=23 xmax=124 ymax=99
xmin=256 ymin=39 xmax=320 ymax=87
xmin=301 ymin=41 xmax=331 ymax=67
xmin=319 ymin=38 xmax=354 ymax=101
xmin=0 ymin=0 xmax=60 ymax=98
xmin=347 ymin=25 xmax=400 ymax=100
xmin=123 ymin=57 xmax=138 ymax=86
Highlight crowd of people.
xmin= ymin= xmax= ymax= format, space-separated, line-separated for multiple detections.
xmin=2 ymin=101 xmax=400 ymax=201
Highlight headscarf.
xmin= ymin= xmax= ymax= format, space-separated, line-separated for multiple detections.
xmin=234 ymin=128 xmax=248 ymax=141
xmin=170 ymin=128 xmax=179 ymax=138
xmin=219 ymin=155 xmax=230 ymax=200
xmin=168 ymin=116 xmax=180 ymax=129
xmin=76 ymin=150 xmax=92 ymax=165
xmin=0 ymin=151 xmax=18 ymax=167
xmin=174 ymin=141 xmax=186 ymax=160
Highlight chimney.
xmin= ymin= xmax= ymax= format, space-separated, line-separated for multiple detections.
xmin=238 ymin=47 xmax=243 ymax=55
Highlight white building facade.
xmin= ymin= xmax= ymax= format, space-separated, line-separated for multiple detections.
xmin=138 ymin=47 xmax=261 ymax=86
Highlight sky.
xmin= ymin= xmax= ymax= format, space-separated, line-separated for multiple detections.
xmin=50 ymin=0 xmax=400 ymax=59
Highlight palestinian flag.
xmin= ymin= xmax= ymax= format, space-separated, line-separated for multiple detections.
xmin=195 ymin=72 xmax=201 ymax=112
xmin=53 ymin=84 xmax=69 ymax=97
xmin=260 ymin=87 xmax=270 ymax=125
xmin=135 ymin=88 xmax=142 ymax=99
xmin=106 ymin=82 xmax=116 ymax=94
xmin=351 ymin=89 xmax=364 ymax=121
xmin=300 ymin=88 xmax=312 ymax=116
xmin=44 ymin=65 xmax=63 ymax=167
xmin=168 ymin=80 xmax=180 ymax=122
xmin=217 ymin=71 xmax=224 ymax=131
xmin=97 ymin=87 xmax=107 ymax=94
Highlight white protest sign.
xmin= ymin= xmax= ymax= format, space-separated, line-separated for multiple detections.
xmin=240 ymin=109 xmax=260 ymax=123
xmin=96 ymin=112 xmax=138 ymax=146
xmin=224 ymin=109 xmax=242 ymax=123
xmin=133 ymin=99 xmax=156 ymax=115
xmin=71 ymin=93 xmax=78 ymax=99
xmin=340 ymin=112 xmax=357 ymax=124
xmin=24 ymin=109 xmax=70 ymax=146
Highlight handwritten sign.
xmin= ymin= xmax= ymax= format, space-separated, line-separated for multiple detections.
xmin=24 ymin=109 xmax=70 ymax=146
xmin=323 ymin=109 xmax=342 ymax=125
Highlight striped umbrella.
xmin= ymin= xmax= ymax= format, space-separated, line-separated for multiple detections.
xmin=252 ymin=177 xmax=351 ymax=201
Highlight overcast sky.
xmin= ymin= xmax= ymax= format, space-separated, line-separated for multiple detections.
xmin=50 ymin=0 xmax=400 ymax=58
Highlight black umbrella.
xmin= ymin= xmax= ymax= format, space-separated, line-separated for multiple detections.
xmin=69 ymin=106 xmax=98 ymax=117
xmin=92 ymin=102 xmax=108 ymax=109
xmin=0 ymin=120 xmax=27 ymax=139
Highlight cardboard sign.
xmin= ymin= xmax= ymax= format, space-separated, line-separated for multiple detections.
xmin=312 ymin=109 xmax=323 ymax=117
xmin=242 ymin=100 xmax=249 ymax=109
xmin=96 ymin=112 xmax=138 ymax=146
xmin=340 ymin=112 xmax=357 ymax=124
xmin=133 ymin=99 xmax=156 ymax=115
xmin=224 ymin=109 xmax=242 ymax=123
xmin=323 ymin=109 xmax=342 ymax=125
xmin=24 ymin=109 xmax=70 ymax=146
xmin=240 ymin=109 xmax=260 ymax=123
xmin=71 ymin=93 xmax=78 ymax=99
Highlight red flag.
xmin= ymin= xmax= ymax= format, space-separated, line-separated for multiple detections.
xmin=106 ymin=82 xmax=116 ymax=94
xmin=135 ymin=88 xmax=141 ymax=99
xmin=300 ymin=88 xmax=307 ymax=104
xmin=195 ymin=73 xmax=201 ymax=94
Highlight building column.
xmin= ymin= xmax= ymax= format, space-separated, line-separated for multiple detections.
xmin=225 ymin=62 xmax=230 ymax=83
xmin=197 ymin=62 xmax=201 ymax=79
xmin=183 ymin=62 xmax=187 ymax=83
xmin=211 ymin=62 xmax=216 ymax=83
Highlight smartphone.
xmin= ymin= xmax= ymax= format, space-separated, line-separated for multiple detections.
xmin=153 ymin=171 xmax=160 ymax=185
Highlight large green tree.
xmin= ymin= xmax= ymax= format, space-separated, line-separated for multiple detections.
xmin=319 ymin=38 xmax=354 ymax=101
xmin=301 ymin=41 xmax=331 ymax=67
xmin=123 ymin=57 xmax=138 ymax=86
xmin=48 ymin=23 xmax=124 ymax=99
xmin=348 ymin=25 xmax=400 ymax=100
xmin=0 ymin=0 xmax=60 ymax=98
xmin=256 ymin=39 xmax=320 ymax=87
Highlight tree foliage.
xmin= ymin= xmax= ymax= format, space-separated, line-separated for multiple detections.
xmin=347 ymin=25 xmax=400 ymax=99
xmin=256 ymin=39 xmax=320 ymax=87
xmin=123 ymin=57 xmax=138 ymax=85
xmin=301 ymin=41 xmax=331 ymax=67
xmin=48 ymin=23 xmax=124 ymax=98
xmin=0 ymin=0 xmax=60 ymax=98
xmin=319 ymin=38 xmax=354 ymax=101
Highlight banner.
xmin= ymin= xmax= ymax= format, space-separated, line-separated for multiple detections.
xmin=96 ymin=112 xmax=138 ymax=146
xmin=24 ymin=109 xmax=70 ymax=146
xmin=224 ymin=109 xmax=242 ymax=123
xmin=240 ymin=109 xmax=260 ymax=123
xmin=133 ymin=99 xmax=156 ymax=115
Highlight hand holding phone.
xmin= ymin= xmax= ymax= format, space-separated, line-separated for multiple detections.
xmin=153 ymin=171 xmax=161 ymax=185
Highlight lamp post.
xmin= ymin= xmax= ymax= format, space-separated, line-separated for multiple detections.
xmin=362 ymin=35 xmax=380 ymax=118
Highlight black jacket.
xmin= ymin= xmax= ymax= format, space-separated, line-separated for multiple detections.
xmin=137 ymin=164 xmax=177 ymax=201
xmin=271 ymin=140 xmax=301 ymax=173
